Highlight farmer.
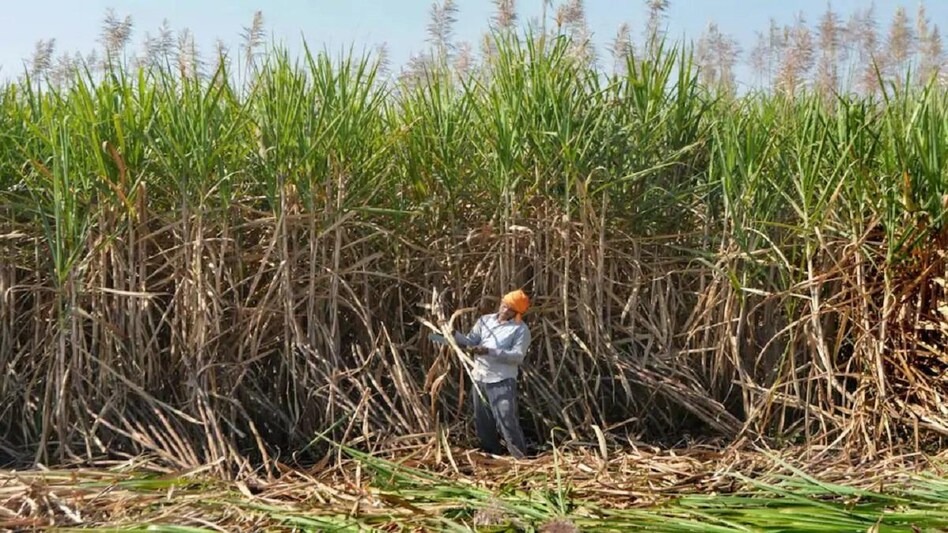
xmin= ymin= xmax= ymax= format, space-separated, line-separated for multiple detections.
xmin=453 ymin=289 xmax=532 ymax=459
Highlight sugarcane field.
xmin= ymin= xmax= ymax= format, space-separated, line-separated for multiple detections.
xmin=2 ymin=1 xmax=948 ymax=531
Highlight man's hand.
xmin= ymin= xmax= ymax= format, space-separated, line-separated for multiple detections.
xmin=468 ymin=346 xmax=489 ymax=357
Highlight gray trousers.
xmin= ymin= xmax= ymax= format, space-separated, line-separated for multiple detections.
xmin=472 ymin=379 xmax=527 ymax=458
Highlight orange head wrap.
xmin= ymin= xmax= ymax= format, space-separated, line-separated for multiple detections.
xmin=502 ymin=289 xmax=530 ymax=321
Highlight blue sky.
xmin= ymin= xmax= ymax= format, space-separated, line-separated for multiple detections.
xmin=1 ymin=1 xmax=944 ymax=88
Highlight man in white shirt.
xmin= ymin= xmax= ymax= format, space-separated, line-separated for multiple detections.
xmin=453 ymin=289 xmax=532 ymax=458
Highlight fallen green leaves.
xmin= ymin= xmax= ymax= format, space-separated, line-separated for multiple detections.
xmin=3 ymin=445 xmax=948 ymax=531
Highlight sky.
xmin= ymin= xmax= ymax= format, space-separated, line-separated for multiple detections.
xmin=1 ymin=1 xmax=945 ymax=88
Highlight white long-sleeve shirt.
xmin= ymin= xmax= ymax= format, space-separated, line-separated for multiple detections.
xmin=454 ymin=314 xmax=531 ymax=383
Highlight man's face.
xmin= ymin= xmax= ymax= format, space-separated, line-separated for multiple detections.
xmin=498 ymin=302 xmax=517 ymax=322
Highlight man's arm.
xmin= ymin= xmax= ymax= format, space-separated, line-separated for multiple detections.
xmin=486 ymin=326 xmax=531 ymax=365
xmin=453 ymin=317 xmax=483 ymax=347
